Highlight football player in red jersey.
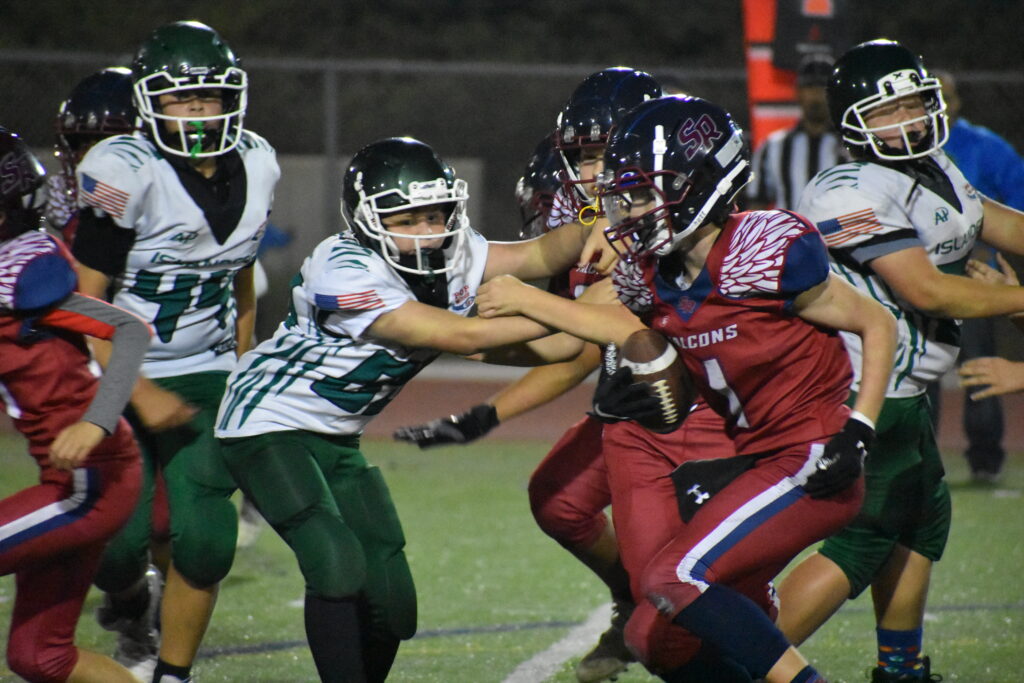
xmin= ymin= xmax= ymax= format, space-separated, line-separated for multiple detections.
xmin=395 ymin=68 xmax=724 ymax=682
xmin=0 ymin=126 xmax=150 ymax=682
xmin=475 ymin=95 xmax=897 ymax=682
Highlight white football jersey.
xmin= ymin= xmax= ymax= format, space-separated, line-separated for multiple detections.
xmin=76 ymin=131 xmax=279 ymax=378
xmin=797 ymin=150 xmax=984 ymax=397
xmin=215 ymin=229 xmax=489 ymax=438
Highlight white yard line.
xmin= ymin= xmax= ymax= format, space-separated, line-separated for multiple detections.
xmin=502 ymin=602 xmax=611 ymax=683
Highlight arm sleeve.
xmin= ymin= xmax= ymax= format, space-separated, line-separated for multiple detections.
xmin=71 ymin=207 xmax=136 ymax=276
xmin=36 ymin=294 xmax=152 ymax=434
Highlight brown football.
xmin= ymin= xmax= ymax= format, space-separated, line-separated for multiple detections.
xmin=619 ymin=329 xmax=695 ymax=433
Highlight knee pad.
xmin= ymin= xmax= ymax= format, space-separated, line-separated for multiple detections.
xmin=282 ymin=507 xmax=368 ymax=599
xmin=527 ymin=479 xmax=607 ymax=548
xmin=336 ymin=467 xmax=417 ymax=641
xmin=624 ymin=601 xmax=701 ymax=674
xmin=7 ymin=639 xmax=76 ymax=683
xmin=171 ymin=493 xmax=238 ymax=587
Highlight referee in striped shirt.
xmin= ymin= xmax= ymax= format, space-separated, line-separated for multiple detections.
xmin=746 ymin=53 xmax=846 ymax=210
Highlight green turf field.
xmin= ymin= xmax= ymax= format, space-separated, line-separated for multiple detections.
xmin=0 ymin=433 xmax=1021 ymax=682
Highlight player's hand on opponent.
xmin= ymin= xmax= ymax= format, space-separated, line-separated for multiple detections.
xmin=393 ymin=404 xmax=499 ymax=448
xmin=131 ymin=379 xmax=198 ymax=431
xmin=578 ymin=219 xmax=619 ymax=276
xmin=50 ymin=421 xmax=106 ymax=470
xmin=965 ymin=252 xmax=1020 ymax=287
xmin=805 ymin=414 xmax=876 ymax=499
xmin=476 ymin=275 xmax=530 ymax=317
xmin=589 ymin=366 xmax=662 ymax=425
xmin=959 ymin=356 xmax=1024 ymax=399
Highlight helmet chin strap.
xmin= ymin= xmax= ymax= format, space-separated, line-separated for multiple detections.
xmin=658 ymin=158 xmax=749 ymax=256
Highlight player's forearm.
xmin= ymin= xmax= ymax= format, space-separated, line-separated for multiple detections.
xmin=499 ymin=222 xmax=589 ymax=281
xmin=513 ymin=285 xmax=643 ymax=347
xmin=477 ymin=332 xmax=587 ymax=367
xmin=921 ymin=274 xmax=1024 ymax=318
xmin=980 ymin=197 xmax=1024 ymax=256
xmin=848 ymin=304 xmax=897 ymax=424
xmin=486 ymin=344 xmax=600 ymax=422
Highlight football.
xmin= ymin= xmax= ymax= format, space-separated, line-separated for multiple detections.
xmin=619 ymin=329 xmax=695 ymax=433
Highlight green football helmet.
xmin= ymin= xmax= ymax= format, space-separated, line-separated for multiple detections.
xmin=341 ymin=137 xmax=469 ymax=277
xmin=828 ymin=39 xmax=947 ymax=161
xmin=131 ymin=20 xmax=247 ymax=158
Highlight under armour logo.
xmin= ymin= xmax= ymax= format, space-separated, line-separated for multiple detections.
xmin=687 ymin=484 xmax=711 ymax=505
xmin=934 ymin=208 xmax=949 ymax=224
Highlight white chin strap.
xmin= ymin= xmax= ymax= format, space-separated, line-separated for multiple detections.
xmin=656 ymin=158 xmax=749 ymax=257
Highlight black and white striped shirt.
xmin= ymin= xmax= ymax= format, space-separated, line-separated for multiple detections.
xmin=747 ymin=123 xmax=846 ymax=210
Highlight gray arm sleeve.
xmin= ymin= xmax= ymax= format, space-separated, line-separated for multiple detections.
xmin=53 ymin=294 xmax=150 ymax=434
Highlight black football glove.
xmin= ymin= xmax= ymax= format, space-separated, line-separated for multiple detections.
xmin=393 ymin=403 xmax=499 ymax=449
xmin=804 ymin=415 xmax=876 ymax=499
xmin=589 ymin=366 xmax=663 ymax=425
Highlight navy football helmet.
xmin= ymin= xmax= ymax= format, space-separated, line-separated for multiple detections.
xmin=56 ymin=67 xmax=137 ymax=159
xmin=555 ymin=67 xmax=662 ymax=211
xmin=828 ymin=39 xmax=947 ymax=160
xmin=599 ymin=95 xmax=750 ymax=262
xmin=54 ymin=67 xmax=137 ymax=206
xmin=515 ymin=134 xmax=563 ymax=239
xmin=0 ymin=126 xmax=47 ymax=240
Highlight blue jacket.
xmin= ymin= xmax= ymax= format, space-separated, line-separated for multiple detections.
xmin=944 ymin=118 xmax=1024 ymax=211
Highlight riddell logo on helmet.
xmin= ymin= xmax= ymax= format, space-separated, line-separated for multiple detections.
xmin=677 ymin=114 xmax=723 ymax=161
xmin=182 ymin=66 xmax=212 ymax=76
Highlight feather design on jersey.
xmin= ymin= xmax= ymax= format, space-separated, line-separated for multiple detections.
xmin=611 ymin=257 xmax=653 ymax=314
xmin=719 ymin=212 xmax=805 ymax=297
xmin=0 ymin=231 xmax=58 ymax=309
xmin=546 ymin=187 xmax=580 ymax=230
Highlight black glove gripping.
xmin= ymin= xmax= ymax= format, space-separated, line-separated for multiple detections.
xmin=393 ymin=403 xmax=499 ymax=449
xmin=589 ymin=366 xmax=663 ymax=425
xmin=804 ymin=414 xmax=876 ymax=499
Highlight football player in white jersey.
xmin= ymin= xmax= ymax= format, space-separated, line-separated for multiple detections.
xmin=70 ymin=21 xmax=279 ymax=683
xmin=215 ymin=136 xmax=597 ymax=682
xmin=776 ymin=40 xmax=1024 ymax=682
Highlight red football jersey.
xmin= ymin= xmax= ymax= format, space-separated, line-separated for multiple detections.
xmin=0 ymin=231 xmax=122 ymax=465
xmin=613 ymin=210 xmax=852 ymax=455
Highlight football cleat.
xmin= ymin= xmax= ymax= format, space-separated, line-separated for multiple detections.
xmin=575 ymin=600 xmax=637 ymax=683
xmin=97 ymin=565 xmax=162 ymax=680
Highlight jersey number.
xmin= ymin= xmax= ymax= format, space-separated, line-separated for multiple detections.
xmin=702 ymin=357 xmax=750 ymax=428
xmin=129 ymin=269 xmax=232 ymax=342
xmin=310 ymin=350 xmax=421 ymax=417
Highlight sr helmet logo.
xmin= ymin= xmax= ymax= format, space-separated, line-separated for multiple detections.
xmin=678 ymin=114 xmax=723 ymax=161
xmin=1 ymin=151 xmax=36 ymax=196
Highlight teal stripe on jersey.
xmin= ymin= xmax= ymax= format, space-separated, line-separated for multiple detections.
xmin=220 ymin=337 xmax=321 ymax=428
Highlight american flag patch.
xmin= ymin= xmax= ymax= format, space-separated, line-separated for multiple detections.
xmin=817 ymin=208 xmax=884 ymax=247
xmin=80 ymin=174 xmax=130 ymax=219
xmin=315 ymin=290 xmax=385 ymax=311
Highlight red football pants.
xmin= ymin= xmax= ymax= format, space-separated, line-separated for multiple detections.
xmin=0 ymin=427 xmax=140 ymax=682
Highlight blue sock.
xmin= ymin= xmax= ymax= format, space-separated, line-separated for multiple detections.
xmin=671 ymin=584 xmax=790 ymax=678
xmin=792 ymin=665 xmax=826 ymax=682
xmin=876 ymin=627 xmax=924 ymax=677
